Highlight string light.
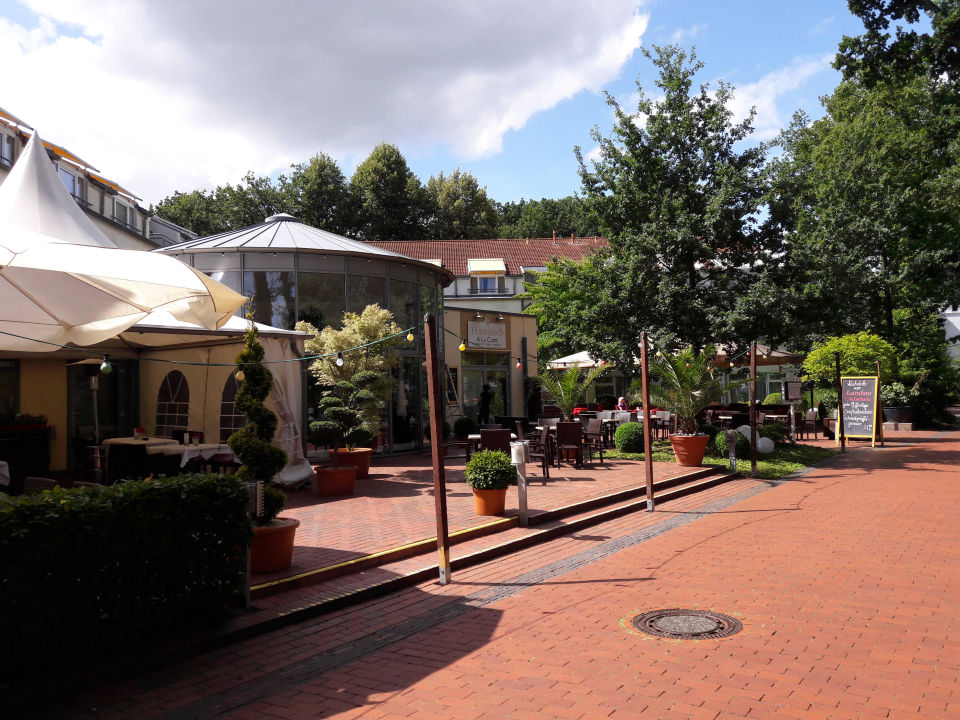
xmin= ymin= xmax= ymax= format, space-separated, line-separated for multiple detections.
xmin=406 ymin=331 xmax=415 ymax=342
xmin=99 ymin=354 xmax=112 ymax=375
xmin=235 ymin=369 xmax=245 ymax=382
xmin=336 ymin=352 xmax=344 ymax=367
xmin=515 ymin=358 xmax=522 ymax=369
xmin=458 ymin=340 xmax=466 ymax=352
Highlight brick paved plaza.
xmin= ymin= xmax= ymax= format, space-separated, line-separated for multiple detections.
xmin=50 ymin=430 xmax=960 ymax=719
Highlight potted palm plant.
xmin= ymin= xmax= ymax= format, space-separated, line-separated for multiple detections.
xmin=308 ymin=372 xmax=378 ymax=495
xmin=535 ymin=365 xmax=608 ymax=421
xmin=228 ymin=325 xmax=295 ymax=572
xmin=643 ymin=344 xmax=753 ymax=467
xmin=464 ymin=449 xmax=516 ymax=516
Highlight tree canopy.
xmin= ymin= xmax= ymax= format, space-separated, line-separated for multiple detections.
xmin=424 ymin=169 xmax=498 ymax=239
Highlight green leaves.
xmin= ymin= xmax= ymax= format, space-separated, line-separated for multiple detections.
xmin=464 ymin=450 xmax=516 ymax=490
xmin=534 ymin=365 xmax=608 ymax=420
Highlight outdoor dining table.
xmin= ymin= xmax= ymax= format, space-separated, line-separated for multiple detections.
xmin=103 ymin=436 xmax=180 ymax=448
xmin=148 ymin=442 xmax=237 ymax=468
xmin=765 ymin=414 xmax=789 ymax=423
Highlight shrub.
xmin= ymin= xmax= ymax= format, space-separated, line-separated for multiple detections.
xmin=713 ymin=430 xmax=751 ymax=458
xmin=758 ymin=423 xmax=789 ymax=444
xmin=464 ymin=449 xmax=516 ymax=490
xmin=0 ymin=474 xmax=251 ymax=683
xmin=763 ymin=392 xmax=782 ymax=405
xmin=442 ymin=420 xmax=452 ymax=441
xmin=614 ymin=422 xmax=645 ymax=453
xmin=879 ymin=381 xmax=918 ymax=407
xmin=453 ymin=416 xmax=477 ymax=438
xmin=259 ymin=484 xmax=287 ymax=526
xmin=701 ymin=424 xmax=722 ymax=455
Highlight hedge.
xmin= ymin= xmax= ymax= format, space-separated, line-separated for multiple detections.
xmin=0 ymin=473 xmax=252 ymax=681
xmin=712 ymin=429 xmax=751 ymax=458
xmin=614 ymin=422 xmax=645 ymax=453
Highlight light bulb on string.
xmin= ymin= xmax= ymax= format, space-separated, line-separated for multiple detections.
xmin=515 ymin=358 xmax=522 ymax=369
xmin=99 ymin=354 xmax=112 ymax=375
xmin=458 ymin=340 xmax=466 ymax=352
xmin=235 ymin=369 xmax=245 ymax=382
xmin=407 ymin=331 xmax=415 ymax=342
xmin=729 ymin=362 xmax=735 ymax=368
xmin=336 ymin=352 xmax=344 ymax=367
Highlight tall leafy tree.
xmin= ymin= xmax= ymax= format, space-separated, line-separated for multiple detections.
xmin=496 ymin=196 xmax=598 ymax=238
xmin=281 ymin=153 xmax=355 ymax=235
xmin=154 ymin=189 xmax=227 ymax=236
xmin=350 ymin=143 xmax=430 ymax=241
xmin=424 ymin=169 xmax=498 ymax=239
xmin=525 ymin=45 xmax=771 ymax=365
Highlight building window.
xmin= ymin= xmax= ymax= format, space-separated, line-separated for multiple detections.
xmin=155 ymin=370 xmax=189 ymax=438
xmin=58 ymin=166 xmax=76 ymax=196
xmin=113 ymin=198 xmax=132 ymax=226
xmin=0 ymin=133 xmax=15 ymax=168
xmin=219 ymin=374 xmax=246 ymax=443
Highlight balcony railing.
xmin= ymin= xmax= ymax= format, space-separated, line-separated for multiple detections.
xmin=466 ymin=288 xmax=513 ymax=295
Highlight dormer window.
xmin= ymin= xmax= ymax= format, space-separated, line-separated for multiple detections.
xmin=467 ymin=258 xmax=506 ymax=294
xmin=0 ymin=132 xmax=15 ymax=168
xmin=113 ymin=198 xmax=132 ymax=227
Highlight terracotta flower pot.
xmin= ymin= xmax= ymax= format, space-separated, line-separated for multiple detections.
xmin=250 ymin=517 xmax=300 ymax=574
xmin=471 ymin=487 xmax=507 ymax=516
xmin=335 ymin=448 xmax=373 ymax=478
xmin=313 ymin=464 xmax=357 ymax=496
xmin=669 ymin=433 xmax=710 ymax=467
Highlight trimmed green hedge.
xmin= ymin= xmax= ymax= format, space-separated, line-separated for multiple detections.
xmin=0 ymin=474 xmax=252 ymax=680
xmin=758 ymin=423 xmax=790 ymax=444
xmin=614 ymin=422 xmax=645 ymax=453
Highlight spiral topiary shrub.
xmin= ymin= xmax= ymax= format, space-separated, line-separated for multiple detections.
xmin=464 ymin=449 xmax=516 ymax=490
xmin=712 ymin=429 xmax=751 ymax=458
xmin=228 ymin=325 xmax=288 ymax=486
xmin=614 ymin=422 xmax=645 ymax=453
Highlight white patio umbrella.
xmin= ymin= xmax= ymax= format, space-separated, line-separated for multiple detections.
xmin=0 ymin=134 xmax=247 ymax=351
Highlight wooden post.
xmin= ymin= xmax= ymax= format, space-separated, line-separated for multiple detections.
xmin=876 ymin=359 xmax=885 ymax=447
xmin=640 ymin=332 xmax=655 ymax=511
xmin=835 ymin=351 xmax=845 ymax=452
xmin=750 ymin=341 xmax=757 ymax=477
xmin=424 ymin=313 xmax=452 ymax=584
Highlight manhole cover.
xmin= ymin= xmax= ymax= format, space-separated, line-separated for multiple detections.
xmin=631 ymin=609 xmax=742 ymax=639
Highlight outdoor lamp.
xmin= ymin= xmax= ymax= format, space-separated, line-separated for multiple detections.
xmin=407 ymin=331 xmax=415 ymax=342
xmin=458 ymin=340 xmax=466 ymax=352
xmin=99 ymin=354 xmax=112 ymax=375
xmin=515 ymin=358 xmax=522 ymax=369
xmin=336 ymin=352 xmax=344 ymax=367
xmin=235 ymin=369 xmax=245 ymax=382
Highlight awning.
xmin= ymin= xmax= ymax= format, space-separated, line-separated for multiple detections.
xmin=547 ymin=351 xmax=611 ymax=369
xmin=467 ymin=258 xmax=506 ymax=276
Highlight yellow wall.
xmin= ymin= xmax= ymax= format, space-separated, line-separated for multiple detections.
xmin=19 ymin=359 xmax=68 ymax=470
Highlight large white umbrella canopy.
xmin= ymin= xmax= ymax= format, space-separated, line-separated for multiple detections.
xmin=0 ymin=134 xmax=247 ymax=351
xmin=547 ymin=350 xmax=611 ymax=369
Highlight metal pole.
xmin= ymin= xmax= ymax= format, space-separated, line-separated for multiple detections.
xmin=750 ymin=342 xmax=757 ymax=477
xmin=424 ymin=313 xmax=452 ymax=584
xmin=640 ymin=332 xmax=655 ymax=511
xmin=835 ymin=351 xmax=845 ymax=452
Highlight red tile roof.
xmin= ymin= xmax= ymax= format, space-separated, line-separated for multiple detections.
xmin=368 ymin=236 xmax=607 ymax=276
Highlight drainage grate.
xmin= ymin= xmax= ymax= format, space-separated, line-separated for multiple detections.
xmin=631 ymin=609 xmax=742 ymax=639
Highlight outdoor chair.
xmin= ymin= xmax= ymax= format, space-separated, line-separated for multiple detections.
xmin=22 ymin=476 xmax=57 ymax=495
xmin=479 ymin=428 xmax=512 ymax=453
xmin=757 ymin=411 xmax=767 ymax=425
xmin=527 ymin=425 xmax=552 ymax=479
xmin=516 ymin=419 xmax=538 ymax=441
xmin=583 ymin=418 xmax=604 ymax=464
xmin=801 ymin=409 xmax=819 ymax=440
xmin=555 ymin=422 xmax=583 ymax=468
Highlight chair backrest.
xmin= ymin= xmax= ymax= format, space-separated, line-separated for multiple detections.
xmin=556 ymin=422 xmax=582 ymax=444
xmin=22 ymin=476 xmax=57 ymax=495
xmin=757 ymin=412 xmax=766 ymax=423
xmin=544 ymin=417 xmax=559 ymax=428
xmin=585 ymin=418 xmax=601 ymax=434
xmin=806 ymin=409 xmax=818 ymax=421
xmin=479 ymin=429 xmax=512 ymax=453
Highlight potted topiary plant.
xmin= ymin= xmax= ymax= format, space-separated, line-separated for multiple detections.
xmin=228 ymin=325 xmax=295 ymax=573
xmin=308 ymin=371 xmax=378 ymax=494
xmin=880 ymin=381 xmax=917 ymax=424
xmin=464 ymin=449 xmax=516 ymax=516
xmin=645 ymin=344 xmax=754 ymax=467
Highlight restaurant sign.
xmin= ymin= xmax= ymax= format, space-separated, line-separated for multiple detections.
xmin=840 ymin=376 xmax=880 ymax=447
xmin=468 ymin=320 xmax=506 ymax=349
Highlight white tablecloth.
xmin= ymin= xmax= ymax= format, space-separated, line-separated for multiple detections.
xmin=104 ymin=437 xmax=180 ymax=448
xmin=151 ymin=443 xmax=236 ymax=468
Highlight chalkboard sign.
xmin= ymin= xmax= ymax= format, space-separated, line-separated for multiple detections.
xmin=840 ymin=376 xmax=879 ymax=445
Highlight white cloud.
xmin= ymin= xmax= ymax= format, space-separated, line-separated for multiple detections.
xmin=670 ymin=23 xmax=706 ymax=44
xmin=810 ymin=16 xmax=835 ymax=36
xmin=1 ymin=0 xmax=650 ymax=204
xmin=726 ymin=55 xmax=833 ymax=139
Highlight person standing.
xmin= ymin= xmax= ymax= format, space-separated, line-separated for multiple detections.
xmin=478 ymin=385 xmax=493 ymax=425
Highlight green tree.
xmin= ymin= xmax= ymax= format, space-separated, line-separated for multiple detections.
xmin=802 ymin=332 xmax=898 ymax=384
xmin=281 ymin=153 xmax=355 ymax=235
xmin=525 ymin=45 xmax=771 ymax=365
xmin=350 ymin=144 xmax=430 ymax=241
xmin=154 ymin=189 xmax=227 ymax=236
xmin=496 ymin=196 xmax=598 ymax=238
xmin=216 ymin=172 xmax=288 ymax=229
xmin=425 ymin=169 xmax=498 ymax=239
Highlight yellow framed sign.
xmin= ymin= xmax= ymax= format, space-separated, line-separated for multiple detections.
xmin=839 ymin=376 xmax=880 ymax=447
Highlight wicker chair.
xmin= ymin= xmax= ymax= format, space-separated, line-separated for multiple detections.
xmin=22 ymin=476 xmax=58 ymax=495
xmin=555 ymin=422 xmax=583 ymax=468
xmin=582 ymin=418 xmax=604 ymax=464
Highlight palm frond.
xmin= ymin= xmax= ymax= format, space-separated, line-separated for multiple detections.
xmin=534 ymin=365 xmax=608 ymax=420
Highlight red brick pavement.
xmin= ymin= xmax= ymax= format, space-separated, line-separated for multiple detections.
xmin=56 ymin=430 xmax=960 ymax=719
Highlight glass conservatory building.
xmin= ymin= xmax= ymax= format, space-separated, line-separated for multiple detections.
xmin=157 ymin=214 xmax=454 ymax=453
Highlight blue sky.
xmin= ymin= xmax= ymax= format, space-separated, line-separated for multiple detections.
xmin=0 ymin=1 xmax=867 ymax=207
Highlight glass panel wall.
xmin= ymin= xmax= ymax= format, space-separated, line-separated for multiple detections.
xmin=346 ymin=275 xmax=387 ymax=315
xmin=244 ymin=271 xmax=296 ymax=329
xmin=298 ymin=273 xmax=345 ymax=329
xmin=391 ymin=355 xmax=420 ymax=451
xmin=389 ymin=279 xmax=419 ymax=330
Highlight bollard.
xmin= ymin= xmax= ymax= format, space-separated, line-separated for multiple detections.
xmin=724 ymin=429 xmax=739 ymax=471
xmin=510 ymin=441 xmax=529 ymax=527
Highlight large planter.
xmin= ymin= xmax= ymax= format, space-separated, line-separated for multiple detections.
xmin=250 ymin=517 xmax=300 ymax=574
xmin=313 ymin=464 xmax=357 ymax=496
xmin=471 ymin=488 xmax=508 ymax=516
xmin=669 ymin=433 xmax=710 ymax=467
xmin=882 ymin=406 xmax=914 ymax=424
xmin=335 ymin=448 xmax=373 ymax=478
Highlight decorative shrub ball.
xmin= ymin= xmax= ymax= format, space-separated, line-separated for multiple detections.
xmin=464 ymin=449 xmax=517 ymax=490
xmin=713 ymin=430 xmax=751 ymax=458
xmin=614 ymin=422 xmax=645 ymax=453
xmin=756 ymin=437 xmax=775 ymax=455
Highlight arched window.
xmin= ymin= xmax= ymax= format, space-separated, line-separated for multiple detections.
xmin=220 ymin=374 xmax=246 ymax=443
xmin=155 ymin=370 xmax=189 ymax=438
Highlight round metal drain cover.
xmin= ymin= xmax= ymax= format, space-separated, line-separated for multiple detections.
xmin=632 ymin=609 xmax=742 ymax=639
